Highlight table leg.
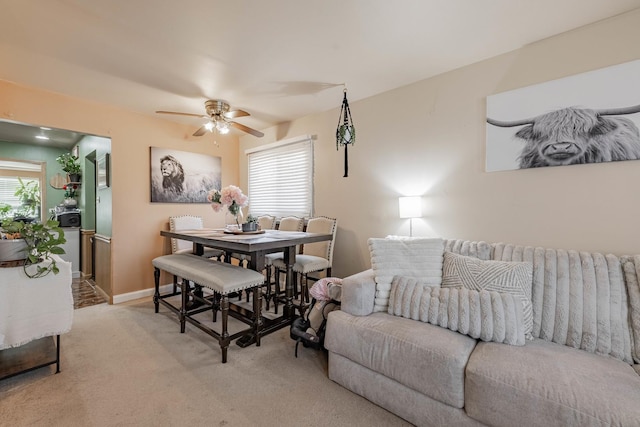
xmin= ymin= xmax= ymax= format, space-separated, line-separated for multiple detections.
xmin=180 ymin=280 xmax=188 ymax=333
xmin=253 ymin=286 xmax=262 ymax=347
xmin=283 ymin=246 xmax=296 ymax=318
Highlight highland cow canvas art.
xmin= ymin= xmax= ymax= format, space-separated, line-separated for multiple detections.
xmin=150 ymin=147 xmax=221 ymax=203
xmin=486 ymin=60 xmax=640 ymax=172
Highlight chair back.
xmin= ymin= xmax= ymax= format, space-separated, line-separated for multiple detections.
xmin=277 ymin=216 xmax=305 ymax=254
xmin=257 ymin=215 xmax=277 ymax=230
xmin=277 ymin=216 xmax=305 ymax=232
xmin=303 ymin=216 xmax=338 ymax=266
xmin=169 ymin=215 xmax=204 ymax=253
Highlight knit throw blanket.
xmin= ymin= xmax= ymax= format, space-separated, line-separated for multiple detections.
xmin=388 ymin=276 xmax=526 ymax=346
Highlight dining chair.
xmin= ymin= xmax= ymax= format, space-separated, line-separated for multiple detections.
xmin=257 ymin=214 xmax=277 ymax=231
xmin=264 ymin=216 xmax=305 ymax=312
xmin=229 ymin=214 xmax=279 ymax=301
xmin=271 ymin=216 xmax=337 ymax=315
xmin=169 ymin=215 xmax=224 ymax=294
xmin=230 ymin=214 xmax=278 ymax=267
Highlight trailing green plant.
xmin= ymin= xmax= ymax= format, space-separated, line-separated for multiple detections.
xmin=56 ymin=152 xmax=81 ymax=175
xmin=14 ymin=177 xmax=40 ymax=217
xmin=0 ymin=203 xmax=11 ymax=221
xmin=0 ymin=219 xmax=66 ymax=278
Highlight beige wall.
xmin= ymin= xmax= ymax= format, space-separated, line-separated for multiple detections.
xmin=2 ymin=9 xmax=640 ymax=297
xmin=0 ymin=81 xmax=240 ymax=297
xmin=240 ymin=9 xmax=640 ymax=278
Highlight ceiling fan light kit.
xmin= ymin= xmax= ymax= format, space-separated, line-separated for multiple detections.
xmin=336 ymin=86 xmax=355 ymax=177
xmin=156 ymin=99 xmax=264 ymax=139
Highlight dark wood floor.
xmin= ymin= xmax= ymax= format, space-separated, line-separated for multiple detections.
xmin=71 ymin=278 xmax=107 ymax=309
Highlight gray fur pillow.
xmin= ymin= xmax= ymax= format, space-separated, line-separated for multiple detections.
xmin=388 ymin=276 xmax=526 ymax=346
xmin=441 ymin=251 xmax=533 ymax=339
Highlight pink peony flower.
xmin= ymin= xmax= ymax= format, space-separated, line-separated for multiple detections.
xmin=208 ymin=185 xmax=249 ymax=216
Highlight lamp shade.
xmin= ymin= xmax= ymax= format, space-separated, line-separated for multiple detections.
xmin=398 ymin=196 xmax=422 ymax=219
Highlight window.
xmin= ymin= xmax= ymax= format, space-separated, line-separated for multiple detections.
xmin=246 ymin=135 xmax=314 ymax=218
xmin=0 ymin=176 xmax=40 ymax=219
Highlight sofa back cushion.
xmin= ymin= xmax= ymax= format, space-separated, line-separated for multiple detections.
xmin=493 ymin=243 xmax=633 ymax=364
xmin=443 ymin=239 xmax=493 ymax=260
xmin=621 ymin=255 xmax=640 ymax=364
xmin=368 ymin=237 xmax=444 ymax=312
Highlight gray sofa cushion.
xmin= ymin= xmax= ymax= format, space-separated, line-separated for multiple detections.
xmin=493 ymin=244 xmax=633 ymax=364
xmin=466 ymin=338 xmax=640 ymax=427
xmin=388 ymin=277 xmax=526 ymax=346
xmin=325 ymin=310 xmax=477 ymax=408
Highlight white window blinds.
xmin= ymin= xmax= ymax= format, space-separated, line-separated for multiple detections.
xmin=0 ymin=176 xmax=39 ymax=215
xmin=247 ymin=135 xmax=314 ymax=218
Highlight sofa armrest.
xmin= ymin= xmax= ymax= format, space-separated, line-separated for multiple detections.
xmin=341 ymin=269 xmax=376 ymax=316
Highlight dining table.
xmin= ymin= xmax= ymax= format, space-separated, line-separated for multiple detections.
xmin=159 ymin=227 xmax=333 ymax=345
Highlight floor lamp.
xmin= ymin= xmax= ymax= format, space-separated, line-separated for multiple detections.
xmin=398 ymin=196 xmax=422 ymax=237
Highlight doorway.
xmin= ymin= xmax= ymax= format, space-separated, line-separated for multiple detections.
xmin=0 ymin=119 xmax=113 ymax=300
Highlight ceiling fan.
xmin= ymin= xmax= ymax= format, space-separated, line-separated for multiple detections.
xmin=156 ymin=100 xmax=264 ymax=138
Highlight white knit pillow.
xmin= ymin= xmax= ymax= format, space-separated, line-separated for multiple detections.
xmin=441 ymin=251 xmax=533 ymax=339
xmin=368 ymin=237 xmax=444 ymax=312
xmin=388 ymin=276 xmax=526 ymax=346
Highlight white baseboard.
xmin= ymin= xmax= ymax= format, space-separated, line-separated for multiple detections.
xmin=112 ymin=283 xmax=174 ymax=305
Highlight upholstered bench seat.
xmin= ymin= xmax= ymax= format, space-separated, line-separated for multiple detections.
xmin=152 ymin=253 xmax=265 ymax=363
xmin=152 ymin=253 xmax=264 ymax=294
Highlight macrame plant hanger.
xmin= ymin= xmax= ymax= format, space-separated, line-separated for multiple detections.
xmin=336 ymin=86 xmax=355 ymax=177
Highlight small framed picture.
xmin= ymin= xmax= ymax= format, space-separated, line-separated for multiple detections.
xmin=97 ymin=153 xmax=110 ymax=189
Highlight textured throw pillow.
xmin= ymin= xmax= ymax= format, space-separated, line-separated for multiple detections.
xmin=368 ymin=237 xmax=444 ymax=312
xmin=388 ymin=276 xmax=526 ymax=346
xmin=442 ymin=251 xmax=533 ymax=339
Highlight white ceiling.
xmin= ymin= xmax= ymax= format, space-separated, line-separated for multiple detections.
xmin=1 ymin=0 xmax=639 ymax=138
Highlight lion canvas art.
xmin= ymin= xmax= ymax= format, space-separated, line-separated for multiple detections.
xmin=150 ymin=147 xmax=221 ymax=203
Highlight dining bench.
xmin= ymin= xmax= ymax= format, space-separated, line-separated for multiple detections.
xmin=152 ymin=253 xmax=265 ymax=363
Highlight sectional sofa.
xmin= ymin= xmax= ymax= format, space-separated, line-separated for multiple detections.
xmin=325 ymin=238 xmax=640 ymax=426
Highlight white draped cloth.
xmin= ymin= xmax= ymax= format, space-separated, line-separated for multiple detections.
xmin=0 ymin=255 xmax=74 ymax=350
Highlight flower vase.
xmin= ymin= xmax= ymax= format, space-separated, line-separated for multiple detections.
xmin=225 ymin=209 xmax=243 ymax=231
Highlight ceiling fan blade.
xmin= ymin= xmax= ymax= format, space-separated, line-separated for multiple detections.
xmin=193 ymin=125 xmax=208 ymax=137
xmin=156 ymin=110 xmax=206 ymax=119
xmin=224 ymin=109 xmax=250 ymax=119
xmin=230 ymin=121 xmax=264 ymax=138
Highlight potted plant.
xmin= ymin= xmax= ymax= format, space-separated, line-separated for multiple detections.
xmin=0 ymin=219 xmax=66 ymax=278
xmin=14 ymin=177 xmax=40 ymax=218
xmin=0 ymin=202 xmax=12 ymax=221
xmin=56 ymin=152 xmax=82 ymax=182
xmin=242 ymin=214 xmax=259 ymax=232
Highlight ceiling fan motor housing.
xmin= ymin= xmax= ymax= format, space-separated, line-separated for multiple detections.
xmin=205 ymin=100 xmax=230 ymax=118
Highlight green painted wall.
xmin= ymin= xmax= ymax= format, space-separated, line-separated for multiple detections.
xmin=78 ymin=135 xmax=111 ymax=236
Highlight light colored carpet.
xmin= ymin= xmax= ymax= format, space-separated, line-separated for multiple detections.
xmin=0 ymin=298 xmax=410 ymax=426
